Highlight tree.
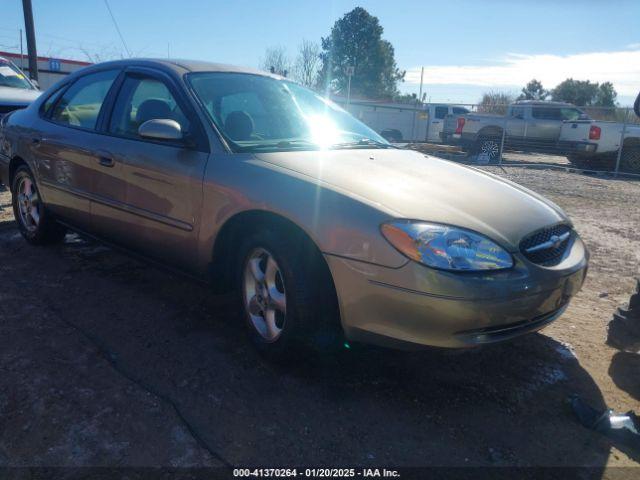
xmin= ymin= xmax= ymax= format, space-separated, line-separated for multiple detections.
xmin=293 ymin=40 xmax=321 ymax=88
xmin=478 ymin=91 xmax=515 ymax=114
xmin=518 ymin=79 xmax=548 ymax=101
xmin=551 ymin=78 xmax=617 ymax=107
xmin=594 ymin=82 xmax=617 ymax=107
xmin=551 ymin=79 xmax=598 ymax=106
xmin=261 ymin=46 xmax=291 ymax=77
xmin=317 ymin=7 xmax=405 ymax=99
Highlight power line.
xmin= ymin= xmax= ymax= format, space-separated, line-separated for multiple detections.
xmin=102 ymin=0 xmax=131 ymax=57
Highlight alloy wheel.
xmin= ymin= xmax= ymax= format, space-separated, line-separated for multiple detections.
xmin=481 ymin=139 xmax=501 ymax=161
xmin=16 ymin=176 xmax=40 ymax=232
xmin=243 ymin=247 xmax=287 ymax=342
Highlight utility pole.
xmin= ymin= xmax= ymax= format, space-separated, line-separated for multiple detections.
xmin=22 ymin=0 xmax=38 ymax=82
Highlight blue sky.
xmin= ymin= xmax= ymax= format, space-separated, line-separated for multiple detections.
xmin=1 ymin=0 xmax=639 ymax=104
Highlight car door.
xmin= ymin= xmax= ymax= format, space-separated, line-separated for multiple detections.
xmin=505 ymin=106 xmax=526 ymax=147
xmin=34 ymin=69 xmax=121 ymax=230
xmin=527 ymin=106 xmax=563 ymax=144
xmin=95 ymin=67 xmax=210 ymax=270
xmin=426 ymin=106 xmax=448 ymax=142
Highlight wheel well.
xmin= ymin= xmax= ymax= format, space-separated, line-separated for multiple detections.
xmin=8 ymin=156 xmax=27 ymax=186
xmin=209 ymin=210 xmax=337 ymax=299
xmin=477 ymin=127 xmax=503 ymax=139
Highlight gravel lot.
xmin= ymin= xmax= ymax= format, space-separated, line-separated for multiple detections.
xmin=0 ymin=164 xmax=639 ymax=474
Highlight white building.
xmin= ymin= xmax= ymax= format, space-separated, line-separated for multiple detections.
xmin=0 ymin=50 xmax=92 ymax=90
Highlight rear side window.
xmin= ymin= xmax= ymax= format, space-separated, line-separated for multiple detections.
xmin=452 ymin=107 xmax=469 ymax=115
xmin=532 ymin=107 xmax=561 ymax=120
xmin=435 ymin=106 xmax=447 ymax=119
xmin=50 ymin=70 xmax=119 ymax=130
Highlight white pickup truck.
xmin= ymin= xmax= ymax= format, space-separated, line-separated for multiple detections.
xmin=559 ymin=119 xmax=640 ymax=173
xmin=0 ymin=56 xmax=40 ymax=119
xmin=342 ymin=101 xmax=470 ymax=143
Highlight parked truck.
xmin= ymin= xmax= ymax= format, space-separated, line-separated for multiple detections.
xmin=341 ymin=100 xmax=470 ymax=143
xmin=443 ymin=100 xmax=589 ymax=161
xmin=559 ymin=119 xmax=640 ymax=173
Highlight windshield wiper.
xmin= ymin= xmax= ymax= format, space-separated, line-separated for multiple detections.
xmin=234 ymin=139 xmax=320 ymax=152
xmin=330 ymin=138 xmax=398 ymax=150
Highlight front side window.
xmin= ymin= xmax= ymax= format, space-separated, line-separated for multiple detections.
xmin=188 ymin=72 xmax=389 ymax=152
xmin=109 ymin=76 xmax=190 ymax=138
xmin=0 ymin=60 xmax=34 ymax=90
xmin=50 ymin=70 xmax=119 ymax=130
xmin=435 ymin=106 xmax=447 ymax=119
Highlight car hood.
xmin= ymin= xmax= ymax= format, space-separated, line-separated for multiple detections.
xmin=0 ymin=86 xmax=41 ymax=105
xmin=253 ymin=149 xmax=568 ymax=251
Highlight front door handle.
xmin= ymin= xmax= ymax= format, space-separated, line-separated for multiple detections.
xmin=98 ymin=156 xmax=115 ymax=167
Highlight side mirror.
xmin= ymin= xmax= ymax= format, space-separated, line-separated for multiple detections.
xmin=634 ymin=91 xmax=640 ymax=118
xmin=138 ymin=119 xmax=183 ymax=141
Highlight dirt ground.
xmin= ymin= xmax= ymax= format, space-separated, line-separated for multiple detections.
xmin=0 ymin=163 xmax=639 ymax=476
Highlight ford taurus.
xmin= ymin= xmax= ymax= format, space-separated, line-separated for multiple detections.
xmin=0 ymin=59 xmax=588 ymax=354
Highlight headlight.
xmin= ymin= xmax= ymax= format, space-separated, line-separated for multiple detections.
xmin=381 ymin=221 xmax=513 ymax=271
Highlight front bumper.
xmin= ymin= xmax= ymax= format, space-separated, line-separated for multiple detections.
xmin=325 ymin=235 xmax=588 ymax=349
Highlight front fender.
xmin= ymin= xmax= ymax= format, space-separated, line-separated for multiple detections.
xmin=197 ymin=153 xmax=408 ymax=271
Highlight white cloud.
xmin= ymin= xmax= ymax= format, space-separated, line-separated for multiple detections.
xmin=405 ymin=49 xmax=640 ymax=96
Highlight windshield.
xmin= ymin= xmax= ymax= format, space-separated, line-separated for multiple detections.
xmin=188 ymin=72 xmax=390 ymax=152
xmin=0 ymin=60 xmax=34 ymax=90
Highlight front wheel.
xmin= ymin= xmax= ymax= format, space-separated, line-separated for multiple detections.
xmin=237 ymin=229 xmax=339 ymax=357
xmin=11 ymin=165 xmax=67 ymax=245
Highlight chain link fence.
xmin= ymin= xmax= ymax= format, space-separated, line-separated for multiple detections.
xmin=339 ymin=99 xmax=640 ymax=177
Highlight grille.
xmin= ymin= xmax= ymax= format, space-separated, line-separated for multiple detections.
xmin=520 ymin=224 xmax=572 ymax=266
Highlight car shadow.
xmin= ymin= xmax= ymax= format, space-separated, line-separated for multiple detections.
xmin=609 ymin=352 xmax=640 ymax=402
xmin=0 ymin=232 xmax=626 ymax=472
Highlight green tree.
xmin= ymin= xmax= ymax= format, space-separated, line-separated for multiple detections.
xmin=518 ymin=79 xmax=548 ymax=101
xmin=318 ymin=7 xmax=405 ymax=99
xmin=594 ymin=82 xmax=617 ymax=107
xmin=551 ymin=78 xmax=617 ymax=107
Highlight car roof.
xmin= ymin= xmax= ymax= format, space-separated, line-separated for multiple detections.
xmin=513 ymin=100 xmax=575 ymax=107
xmin=75 ymin=58 xmax=281 ymax=79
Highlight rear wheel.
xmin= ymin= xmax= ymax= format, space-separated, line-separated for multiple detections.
xmin=11 ymin=165 xmax=66 ymax=245
xmin=566 ymin=154 xmax=615 ymax=171
xmin=475 ymin=136 xmax=502 ymax=162
xmin=620 ymin=145 xmax=640 ymax=173
xmin=237 ymin=228 xmax=340 ymax=357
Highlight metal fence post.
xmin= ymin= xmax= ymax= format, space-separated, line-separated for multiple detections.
xmin=613 ymin=108 xmax=629 ymax=177
xmin=498 ymin=115 xmax=507 ymax=165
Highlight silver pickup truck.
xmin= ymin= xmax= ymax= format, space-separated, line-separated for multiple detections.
xmin=443 ymin=100 xmax=590 ymax=161
xmin=0 ymin=56 xmax=40 ymax=119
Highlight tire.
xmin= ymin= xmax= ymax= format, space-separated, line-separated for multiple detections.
xmin=620 ymin=145 xmax=640 ymax=173
xmin=236 ymin=228 xmax=340 ymax=357
xmin=475 ymin=136 xmax=502 ymax=162
xmin=566 ymin=154 xmax=615 ymax=171
xmin=11 ymin=165 xmax=67 ymax=245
